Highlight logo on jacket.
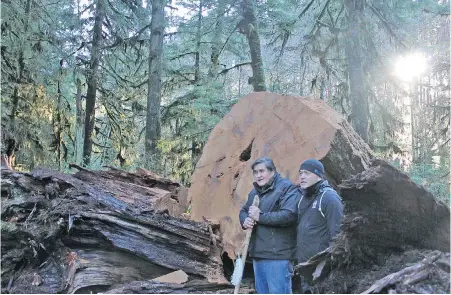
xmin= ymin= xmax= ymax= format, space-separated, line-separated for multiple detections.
xmin=312 ymin=200 xmax=317 ymax=208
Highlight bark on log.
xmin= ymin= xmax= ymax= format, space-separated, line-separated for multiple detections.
xmin=105 ymin=279 xmax=251 ymax=294
xmin=337 ymin=159 xmax=450 ymax=257
xmin=1 ymin=167 xmax=227 ymax=294
xmin=189 ymin=92 xmax=373 ymax=257
xmin=69 ymin=164 xmax=189 ymax=216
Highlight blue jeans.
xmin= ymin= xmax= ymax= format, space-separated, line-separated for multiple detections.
xmin=253 ymin=259 xmax=293 ymax=294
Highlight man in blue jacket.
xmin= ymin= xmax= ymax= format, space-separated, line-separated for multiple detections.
xmin=296 ymin=158 xmax=344 ymax=292
xmin=239 ymin=157 xmax=300 ymax=294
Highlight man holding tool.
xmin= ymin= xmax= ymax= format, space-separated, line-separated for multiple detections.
xmin=237 ymin=157 xmax=300 ymax=294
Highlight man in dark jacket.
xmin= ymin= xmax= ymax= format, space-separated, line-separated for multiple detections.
xmin=296 ymin=158 xmax=344 ymax=292
xmin=239 ymin=157 xmax=300 ymax=294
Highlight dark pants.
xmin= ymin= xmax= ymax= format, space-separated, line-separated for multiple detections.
xmin=253 ymin=259 xmax=293 ymax=294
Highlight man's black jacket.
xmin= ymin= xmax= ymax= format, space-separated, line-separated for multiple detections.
xmin=296 ymin=180 xmax=343 ymax=263
xmin=239 ymin=173 xmax=300 ymax=260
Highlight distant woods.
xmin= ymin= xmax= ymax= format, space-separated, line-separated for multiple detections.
xmin=1 ymin=0 xmax=449 ymax=202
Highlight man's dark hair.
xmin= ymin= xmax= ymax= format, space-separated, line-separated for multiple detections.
xmin=251 ymin=157 xmax=277 ymax=172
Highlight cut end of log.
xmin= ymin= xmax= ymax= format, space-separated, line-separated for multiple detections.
xmin=189 ymin=92 xmax=373 ymax=256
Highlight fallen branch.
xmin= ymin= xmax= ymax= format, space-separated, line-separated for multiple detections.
xmin=362 ymin=251 xmax=442 ymax=294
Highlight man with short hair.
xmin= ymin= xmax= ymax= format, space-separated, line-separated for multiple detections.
xmin=296 ymin=158 xmax=344 ymax=293
xmin=239 ymin=157 xmax=300 ymax=294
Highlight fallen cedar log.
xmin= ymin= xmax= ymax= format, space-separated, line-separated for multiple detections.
xmin=188 ymin=92 xmax=374 ymax=257
xmin=2 ymin=162 xmax=449 ymax=294
xmin=68 ymin=164 xmax=190 ymax=216
xmin=1 ymin=167 xmax=228 ymax=294
xmin=295 ymin=159 xmax=450 ymax=294
xmin=337 ymin=159 xmax=449 ymax=255
xmin=104 ymin=279 xmax=254 ymax=294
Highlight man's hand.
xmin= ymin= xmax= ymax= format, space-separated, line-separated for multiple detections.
xmin=248 ymin=205 xmax=260 ymax=222
xmin=243 ymin=217 xmax=255 ymax=229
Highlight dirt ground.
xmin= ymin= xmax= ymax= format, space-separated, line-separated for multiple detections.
xmin=223 ymin=247 xmax=450 ymax=294
xmin=309 ymin=247 xmax=450 ymax=294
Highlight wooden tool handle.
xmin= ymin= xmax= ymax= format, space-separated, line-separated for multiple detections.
xmin=234 ymin=195 xmax=260 ymax=294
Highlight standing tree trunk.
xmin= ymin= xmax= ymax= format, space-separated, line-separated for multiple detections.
xmin=75 ymin=78 xmax=84 ymax=165
xmin=83 ymin=0 xmax=105 ymax=166
xmin=194 ymin=0 xmax=203 ymax=83
xmin=55 ymin=60 xmax=63 ymax=170
xmin=74 ymin=0 xmax=84 ymax=166
xmin=6 ymin=0 xmax=32 ymax=168
xmin=344 ymin=0 xmax=368 ymax=142
xmin=239 ymin=0 xmax=266 ymax=92
xmin=145 ymin=0 xmax=165 ymax=167
xmin=10 ymin=0 xmax=31 ymax=121
xmin=410 ymin=77 xmax=418 ymax=163
xmin=191 ymin=0 xmax=204 ymax=164
xmin=208 ymin=0 xmax=225 ymax=78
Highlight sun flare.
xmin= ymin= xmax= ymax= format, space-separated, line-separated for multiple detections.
xmin=394 ymin=53 xmax=427 ymax=82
